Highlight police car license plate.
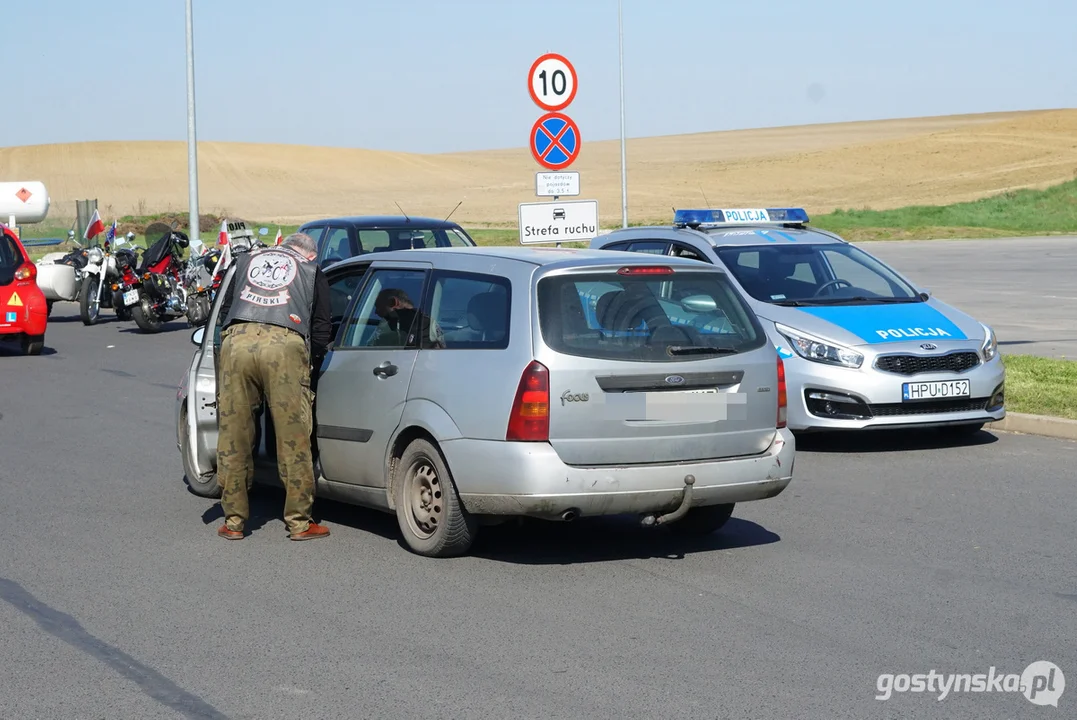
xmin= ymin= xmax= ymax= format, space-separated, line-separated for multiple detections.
xmin=123 ymin=290 xmax=140 ymax=306
xmin=902 ymin=380 xmax=970 ymax=400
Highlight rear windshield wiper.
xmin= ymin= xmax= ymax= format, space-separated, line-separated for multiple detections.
xmin=667 ymin=345 xmax=739 ymax=356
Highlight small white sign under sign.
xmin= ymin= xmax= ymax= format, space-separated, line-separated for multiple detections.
xmin=536 ymin=172 xmax=580 ymax=197
xmin=519 ymin=200 xmax=599 ymax=244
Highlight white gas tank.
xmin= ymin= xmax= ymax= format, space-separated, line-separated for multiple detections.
xmin=0 ymin=181 xmax=50 ymax=224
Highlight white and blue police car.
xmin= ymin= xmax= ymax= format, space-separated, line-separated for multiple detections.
xmin=590 ymin=208 xmax=1005 ymax=435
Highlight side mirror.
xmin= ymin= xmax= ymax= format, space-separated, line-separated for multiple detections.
xmin=191 ymin=326 xmax=205 ymax=346
xmin=259 ymin=227 xmax=269 ymax=236
xmin=680 ymin=294 xmax=718 ymax=313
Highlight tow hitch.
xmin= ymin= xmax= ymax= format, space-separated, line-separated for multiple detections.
xmin=640 ymin=475 xmax=695 ymax=527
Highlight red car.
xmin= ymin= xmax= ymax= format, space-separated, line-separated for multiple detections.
xmin=0 ymin=225 xmax=48 ymax=355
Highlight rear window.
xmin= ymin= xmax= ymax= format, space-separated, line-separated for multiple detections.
xmin=537 ymin=270 xmax=766 ymax=362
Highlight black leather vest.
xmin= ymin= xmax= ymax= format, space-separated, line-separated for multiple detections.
xmin=222 ymin=245 xmax=317 ymax=340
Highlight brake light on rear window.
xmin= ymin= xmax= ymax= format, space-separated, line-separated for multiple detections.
xmin=776 ymin=355 xmax=788 ymax=429
xmin=506 ymin=360 xmax=550 ymax=442
xmin=616 ymin=266 xmax=673 ymax=275
xmin=14 ymin=263 xmax=36 ymax=281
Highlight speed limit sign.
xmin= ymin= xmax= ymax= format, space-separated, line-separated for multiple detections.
xmin=528 ymin=53 xmax=577 ymax=112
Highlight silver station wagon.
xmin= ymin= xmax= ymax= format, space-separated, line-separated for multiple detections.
xmin=177 ymin=246 xmax=795 ymax=557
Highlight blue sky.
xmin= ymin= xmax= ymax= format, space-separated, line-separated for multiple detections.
xmin=2 ymin=0 xmax=1074 ymax=153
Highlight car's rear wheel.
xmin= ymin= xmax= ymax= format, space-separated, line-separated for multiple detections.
xmin=393 ymin=438 xmax=476 ymax=557
xmin=21 ymin=334 xmax=44 ymax=356
xmin=667 ymin=503 xmax=735 ymax=537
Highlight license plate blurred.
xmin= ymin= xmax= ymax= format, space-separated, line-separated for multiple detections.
xmin=902 ymin=380 xmax=970 ymax=400
xmin=123 ymin=290 xmax=140 ymax=306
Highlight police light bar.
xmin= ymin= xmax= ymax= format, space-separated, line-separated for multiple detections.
xmin=673 ymin=208 xmax=809 ymax=227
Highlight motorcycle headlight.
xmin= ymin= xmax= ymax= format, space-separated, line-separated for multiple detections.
xmin=980 ymin=323 xmax=998 ymax=361
xmin=775 ymin=322 xmax=864 ymax=369
xmin=88 ymin=247 xmax=104 ymax=263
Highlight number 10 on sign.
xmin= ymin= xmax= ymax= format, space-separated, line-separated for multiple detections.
xmin=528 ymin=53 xmax=577 ymax=112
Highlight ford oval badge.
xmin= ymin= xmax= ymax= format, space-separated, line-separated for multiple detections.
xmin=665 ymin=375 xmax=686 ymax=385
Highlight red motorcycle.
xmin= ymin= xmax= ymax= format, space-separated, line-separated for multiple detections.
xmin=121 ymin=227 xmax=191 ymax=333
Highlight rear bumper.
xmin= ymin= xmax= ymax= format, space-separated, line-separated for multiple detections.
xmin=441 ymin=428 xmax=795 ymax=518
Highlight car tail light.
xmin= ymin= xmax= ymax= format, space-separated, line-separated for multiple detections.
xmin=776 ymin=355 xmax=788 ymax=429
xmin=14 ymin=262 xmax=36 ymax=281
xmin=506 ymin=360 xmax=550 ymax=442
xmin=617 ymin=266 xmax=674 ymax=276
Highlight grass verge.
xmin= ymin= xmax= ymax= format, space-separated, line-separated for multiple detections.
xmin=1001 ymin=355 xmax=1077 ymax=420
xmin=810 ymin=178 xmax=1077 ymax=241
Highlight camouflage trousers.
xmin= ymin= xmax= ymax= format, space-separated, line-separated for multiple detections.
xmin=217 ymin=322 xmax=315 ymax=535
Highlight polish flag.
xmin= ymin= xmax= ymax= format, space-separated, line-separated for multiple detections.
xmin=84 ymin=209 xmax=105 ymax=240
xmin=218 ymin=219 xmax=229 ymax=246
xmin=274 ymin=227 xmax=283 ymax=245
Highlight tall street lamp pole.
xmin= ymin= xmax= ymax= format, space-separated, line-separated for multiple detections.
xmin=185 ymin=0 xmax=200 ymax=243
xmin=618 ymin=0 xmax=628 ymax=228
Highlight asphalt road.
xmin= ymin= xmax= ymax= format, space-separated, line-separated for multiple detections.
xmin=1 ymin=308 xmax=1075 ymax=720
xmin=859 ymin=235 xmax=1077 ymax=359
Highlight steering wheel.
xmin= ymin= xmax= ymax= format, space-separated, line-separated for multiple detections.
xmin=813 ymin=279 xmax=853 ymax=297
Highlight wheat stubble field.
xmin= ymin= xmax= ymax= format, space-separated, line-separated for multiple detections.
xmin=2 ymin=108 xmax=1075 ymax=227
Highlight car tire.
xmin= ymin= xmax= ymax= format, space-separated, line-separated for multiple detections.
xmin=79 ymin=274 xmax=101 ymax=325
xmin=393 ymin=438 xmax=476 ymax=558
xmin=667 ymin=503 xmax=735 ymax=537
xmin=21 ymin=334 xmax=44 ymax=356
xmin=132 ymin=296 xmax=162 ymax=333
xmin=179 ymin=402 xmax=222 ymax=498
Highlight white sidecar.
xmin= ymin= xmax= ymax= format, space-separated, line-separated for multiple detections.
xmin=35 ymin=256 xmax=82 ymax=302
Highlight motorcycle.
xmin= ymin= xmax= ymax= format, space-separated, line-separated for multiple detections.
xmin=127 ymin=225 xmax=191 ymax=333
xmin=35 ymin=229 xmax=132 ymax=324
xmin=183 ymin=226 xmax=270 ymax=327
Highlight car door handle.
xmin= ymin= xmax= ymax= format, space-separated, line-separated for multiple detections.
xmin=373 ymin=361 xmax=398 ymax=378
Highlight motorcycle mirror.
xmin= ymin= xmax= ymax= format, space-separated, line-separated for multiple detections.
xmin=191 ymin=326 xmax=205 ymax=346
xmin=259 ymin=227 xmax=269 ymax=236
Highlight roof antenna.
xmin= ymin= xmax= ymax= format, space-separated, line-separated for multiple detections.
xmin=443 ymin=200 xmax=463 ymax=223
xmin=394 ymin=201 xmax=411 ymax=223
xmin=699 ymin=185 xmax=712 ymax=208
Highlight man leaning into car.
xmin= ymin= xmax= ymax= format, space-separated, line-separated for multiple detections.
xmin=214 ymin=232 xmax=332 ymax=541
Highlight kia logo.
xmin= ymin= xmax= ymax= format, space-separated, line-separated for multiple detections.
xmin=665 ymin=375 xmax=685 ymax=385
xmin=920 ymin=343 xmax=938 ymax=350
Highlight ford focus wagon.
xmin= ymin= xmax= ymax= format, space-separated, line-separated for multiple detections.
xmin=177 ymin=246 xmax=795 ymax=557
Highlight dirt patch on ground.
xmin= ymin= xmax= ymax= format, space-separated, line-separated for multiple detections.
xmin=4 ymin=108 xmax=1075 ymax=227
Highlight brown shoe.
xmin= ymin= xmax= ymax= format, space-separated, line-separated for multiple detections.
xmin=289 ymin=522 xmax=330 ymax=541
xmin=218 ymin=524 xmax=244 ymax=540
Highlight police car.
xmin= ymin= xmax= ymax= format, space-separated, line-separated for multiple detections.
xmin=591 ymin=208 xmax=1005 ymax=435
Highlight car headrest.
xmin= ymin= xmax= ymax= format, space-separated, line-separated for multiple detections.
xmin=466 ymin=290 xmax=507 ymax=335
